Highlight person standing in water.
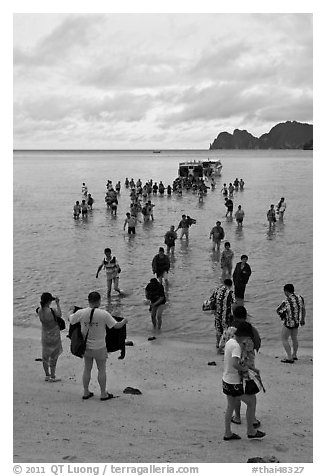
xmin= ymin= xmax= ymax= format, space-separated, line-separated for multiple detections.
xmin=164 ymin=225 xmax=178 ymax=255
xmin=96 ymin=248 xmax=122 ymax=297
xmin=276 ymin=197 xmax=286 ymax=220
xmin=123 ymin=212 xmax=140 ymax=234
xmin=209 ymin=221 xmax=225 ymax=252
xmin=87 ymin=193 xmax=94 ymax=210
xmin=221 ymin=183 xmax=228 ymax=196
xmin=234 ymin=205 xmax=245 ymax=227
xmin=152 ymin=247 xmax=170 ymax=286
xmin=73 ymin=201 xmax=81 ymax=219
xmin=232 ymin=255 xmax=252 ymax=303
xmin=221 ymin=242 xmax=234 ymax=279
xmin=82 ymin=183 xmax=88 ymax=197
xmin=225 ymin=197 xmax=234 ymax=218
xmin=176 ymin=214 xmax=190 ymax=240
xmin=267 ymin=204 xmax=276 ymax=228
xmin=145 ymin=278 xmax=166 ymax=330
xmin=81 ymin=200 xmax=88 ymax=218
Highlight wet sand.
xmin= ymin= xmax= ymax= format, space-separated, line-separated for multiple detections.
xmin=13 ymin=325 xmax=312 ymax=463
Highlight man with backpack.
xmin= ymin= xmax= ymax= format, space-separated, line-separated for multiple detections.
xmin=152 ymin=247 xmax=170 ymax=285
xmin=69 ymin=291 xmax=128 ymax=400
xmin=164 ymin=225 xmax=178 ymax=255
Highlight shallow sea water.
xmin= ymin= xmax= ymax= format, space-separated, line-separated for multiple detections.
xmin=13 ymin=149 xmax=312 ymax=348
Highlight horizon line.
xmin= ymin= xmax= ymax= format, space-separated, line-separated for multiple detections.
xmin=13 ymin=148 xmax=211 ymax=152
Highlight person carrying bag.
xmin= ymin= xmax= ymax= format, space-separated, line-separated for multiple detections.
xmin=68 ymin=291 xmax=128 ymax=400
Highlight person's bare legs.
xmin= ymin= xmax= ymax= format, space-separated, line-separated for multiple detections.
xmin=49 ymin=357 xmax=59 ymax=380
xmin=224 ymin=395 xmax=240 ymax=438
xmin=113 ymin=277 xmax=121 ymax=294
xmin=95 ymin=358 xmax=107 ymax=398
xmin=83 ymin=356 xmax=94 ymax=397
xmin=241 ymin=394 xmax=256 ymax=436
xmin=151 ymin=306 xmax=157 ymax=328
xmin=106 ymin=277 xmax=113 ymax=297
xmin=156 ymin=304 xmax=164 ymax=329
xmin=42 ymin=359 xmax=51 ymax=380
xmin=281 ymin=326 xmax=293 ymax=360
xmin=233 ymin=399 xmax=241 ymax=422
xmin=290 ymin=328 xmax=299 ymax=359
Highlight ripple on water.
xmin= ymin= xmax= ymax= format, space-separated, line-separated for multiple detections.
xmin=13 ymin=150 xmax=313 ymax=348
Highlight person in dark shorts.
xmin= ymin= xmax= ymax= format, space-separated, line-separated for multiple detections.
xmin=232 ymin=254 xmax=252 ymax=303
xmin=222 ymin=321 xmax=265 ymax=440
xmin=152 ymin=247 xmax=170 ymax=285
xmin=87 ymin=194 xmax=94 ymax=210
xmin=81 ymin=200 xmax=88 ymax=217
xmin=145 ymin=278 xmax=166 ymax=329
xmin=234 ymin=205 xmax=244 ymax=227
xmin=267 ymin=204 xmax=276 ymax=228
xmin=123 ymin=212 xmax=139 ymax=234
xmin=225 ymin=197 xmax=234 ymax=218
xmin=276 ymin=283 xmax=306 ymax=363
xmin=164 ymin=225 xmax=178 ymax=254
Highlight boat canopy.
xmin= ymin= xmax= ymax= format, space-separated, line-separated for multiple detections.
xmin=178 ymin=164 xmax=203 ymax=178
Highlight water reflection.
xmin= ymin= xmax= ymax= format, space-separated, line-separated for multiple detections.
xmin=234 ymin=226 xmax=244 ymax=240
xmin=266 ymin=224 xmax=276 ymax=240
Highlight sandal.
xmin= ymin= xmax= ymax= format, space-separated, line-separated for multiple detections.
xmin=224 ymin=433 xmax=241 ymax=441
xmin=100 ymin=393 xmax=114 ymax=401
xmin=248 ymin=430 xmax=266 ymax=439
xmin=82 ymin=392 xmax=94 ymax=400
xmin=281 ymin=359 xmax=294 ymax=364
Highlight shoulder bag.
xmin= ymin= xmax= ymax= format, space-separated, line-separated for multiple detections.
xmin=69 ymin=308 xmax=95 ymax=358
xmin=50 ymin=308 xmax=66 ymax=331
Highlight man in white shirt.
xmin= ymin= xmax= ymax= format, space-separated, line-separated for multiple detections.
xmin=69 ymin=291 xmax=128 ymax=401
xmin=222 ymin=321 xmax=265 ymax=440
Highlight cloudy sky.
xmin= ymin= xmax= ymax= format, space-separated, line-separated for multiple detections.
xmin=13 ymin=13 xmax=313 ymax=149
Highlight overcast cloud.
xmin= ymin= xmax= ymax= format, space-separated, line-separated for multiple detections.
xmin=13 ymin=13 xmax=313 ymax=149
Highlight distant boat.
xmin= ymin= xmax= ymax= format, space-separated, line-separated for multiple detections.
xmin=153 ymin=150 xmax=162 ymax=154
xmin=178 ymin=159 xmax=222 ymax=178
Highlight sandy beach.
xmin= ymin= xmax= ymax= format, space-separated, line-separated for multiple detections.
xmin=13 ymin=324 xmax=313 ymax=464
